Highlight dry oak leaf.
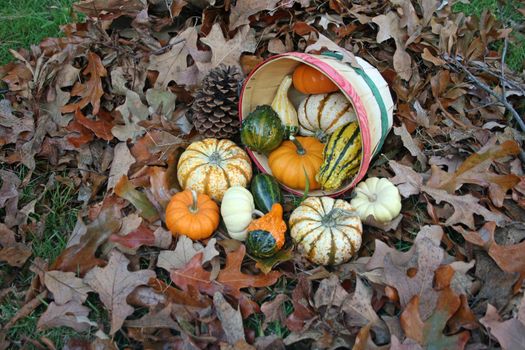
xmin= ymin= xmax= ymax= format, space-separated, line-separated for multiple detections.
xmin=108 ymin=224 xmax=170 ymax=254
xmin=229 ymin=0 xmax=280 ymax=29
xmin=44 ymin=271 xmax=92 ymax=305
xmin=114 ymin=175 xmax=160 ymax=223
xmin=37 ymin=301 xmax=94 ymax=332
xmin=393 ymin=124 xmax=427 ymax=169
xmin=197 ymin=23 xmax=257 ymax=74
xmin=74 ymin=0 xmax=145 ymax=19
xmin=157 ymin=235 xmax=219 ymax=272
xmin=400 ymin=287 xmax=470 ymax=349
xmin=125 ymin=303 xmax=180 ymax=330
xmin=61 ymin=52 xmax=107 ymax=116
xmin=261 ymin=294 xmax=289 ymax=328
xmin=73 ymin=108 xmax=113 ymax=142
xmin=480 ymin=299 xmax=525 ymax=350
xmin=426 ymin=140 xmax=520 ymax=207
xmin=0 ymin=223 xmax=31 ymax=267
xmin=213 ymin=292 xmax=246 ymax=345
xmin=170 ymin=245 xmax=281 ymax=299
xmin=107 ymin=142 xmax=135 ymax=191
xmin=84 ymin=250 xmax=155 ymax=334
xmin=285 ymin=277 xmax=316 ymax=332
xmin=421 ymin=186 xmax=508 ymax=229
xmin=149 ymin=278 xmax=212 ymax=308
xmin=389 ymin=161 xmax=424 ymax=198
xmin=51 ymin=204 xmax=121 ymax=275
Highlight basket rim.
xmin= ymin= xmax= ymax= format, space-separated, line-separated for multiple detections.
xmin=238 ymin=52 xmax=373 ymax=197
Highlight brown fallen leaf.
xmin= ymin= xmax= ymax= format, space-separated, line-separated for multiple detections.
xmin=125 ymin=303 xmax=180 ymax=330
xmin=285 ymin=277 xmax=316 ymax=332
xmin=37 ymin=301 xmax=94 ymax=332
xmin=107 ymin=142 xmax=135 ymax=191
xmin=61 ymin=52 xmax=107 ymax=116
xmin=480 ymin=298 xmax=525 ymax=350
xmin=84 ymin=250 xmax=155 ymax=334
xmin=127 ymin=286 xmax=166 ymax=308
xmin=171 ymin=245 xmax=281 ymax=300
xmin=149 ymin=278 xmax=211 ymax=308
xmin=157 ymin=236 xmax=218 ymax=272
xmin=393 ymin=124 xmax=427 ymax=168
xmin=73 ymin=108 xmax=113 ymax=141
xmin=261 ymin=294 xmax=289 ymax=329
xmin=213 ymin=292 xmax=246 ymax=345
xmin=421 ymin=186 xmax=508 ymax=229
xmin=51 ymin=205 xmax=121 ymax=275
xmin=427 ymin=140 xmax=520 ymax=207
xmin=229 ymin=0 xmax=280 ymax=29
xmin=389 ymin=160 xmax=424 ymax=198
xmin=108 ymin=224 xmax=159 ymax=253
xmin=74 ymin=0 xmax=145 ymax=19
xmin=44 ymin=271 xmax=92 ymax=305
xmin=114 ymin=175 xmax=160 ymax=223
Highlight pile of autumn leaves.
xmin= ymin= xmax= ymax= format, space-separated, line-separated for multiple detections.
xmin=0 ymin=0 xmax=525 ymax=349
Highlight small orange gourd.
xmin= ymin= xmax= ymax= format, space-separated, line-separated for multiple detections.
xmin=245 ymin=203 xmax=287 ymax=258
xmin=165 ymin=190 xmax=219 ymax=240
xmin=268 ymin=136 xmax=324 ymax=191
xmin=292 ymin=64 xmax=339 ymax=95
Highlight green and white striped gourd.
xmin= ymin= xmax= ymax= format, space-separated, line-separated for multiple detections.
xmin=317 ymin=122 xmax=362 ymax=191
xmin=297 ymin=92 xmax=356 ymax=140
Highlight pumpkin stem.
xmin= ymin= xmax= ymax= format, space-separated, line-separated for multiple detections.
xmin=322 ymin=208 xmax=357 ymax=227
xmin=189 ymin=190 xmax=199 ymax=213
xmin=253 ymin=210 xmax=265 ymax=218
xmin=289 ymin=135 xmax=306 ymax=155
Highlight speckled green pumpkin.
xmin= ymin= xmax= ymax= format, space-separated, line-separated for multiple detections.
xmin=241 ymin=105 xmax=285 ymax=155
xmin=245 ymin=230 xmax=278 ymax=258
xmin=251 ymin=174 xmax=283 ymax=214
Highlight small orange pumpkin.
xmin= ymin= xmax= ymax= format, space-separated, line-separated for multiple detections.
xmin=165 ymin=190 xmax=219 ymax=240
xmin=245 ymin=203 xmax=287 ymax=258
xmin=268 ymin=136 xmax=324 ymax=191
xmin=292 ymin=64 xmax=339 ymax=95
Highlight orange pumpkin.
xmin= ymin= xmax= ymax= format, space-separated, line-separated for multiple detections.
xmin=165 ymin=190 xmax=219 ymax=240
xmin=292 ymin=64 xmax=339 ymax=95
xmin=268 ymin=136 xmax=324 ymax=191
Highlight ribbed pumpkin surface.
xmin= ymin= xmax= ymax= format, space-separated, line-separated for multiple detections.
xmin=317 ymin=122 xmax=362 ymax=191
xmin=290 ymin=196 xmax=362 ymax=265
xmin=177 ymin=138 xmax=252 ymax=201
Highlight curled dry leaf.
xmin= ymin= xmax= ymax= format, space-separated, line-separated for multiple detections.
xmin=37 ymin=301 xmax=94 ymax=332
xmin=114 ymin=176 xmax=160 ymax=223
xmin=480 ymin=299 xmax=525 ymax=350
xmin=84 ymin=250 xmax=155 ymax=334
xmin=157 ymin=236 xmax=219 ymax=272
xmin=213 ymin=292 xmax=246 ymax=344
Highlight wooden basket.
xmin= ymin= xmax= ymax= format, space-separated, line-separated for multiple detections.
xmin=239 ymin=51 xmax=394 ymax=197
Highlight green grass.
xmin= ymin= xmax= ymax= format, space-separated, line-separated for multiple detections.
xmin=0 ymin=165 xmax=83 ymax=349
xmin=0 ymin=0 xmax=77 ymax=64
xmin=453 ymin=0 xmax=525 ymax=71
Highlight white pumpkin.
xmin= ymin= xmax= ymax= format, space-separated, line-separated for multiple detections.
xmin=289 ymin=196 xmax=362 ymax=265
xmin=350 ymin=177 xmax=401 ymax=223
xmin=298 ymin=92 xmax=356 ymax=140
xmin=221 ymin=186 xmax=263 ymax=241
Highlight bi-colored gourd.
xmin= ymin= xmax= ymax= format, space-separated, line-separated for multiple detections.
xmin=289 ymin=196 xmax=362 ymax=265
xmin=350 ymin=177 xmax=402 ymax=223
xmin=177 ymin=138 xmax=252 ymax=201
xmin=292 ymin=64 xmax=339 ymax=95
xmin=246 ymin=203 xmax=287 ymax=258
xmin=250 ymin=174 xmax=283 ymax=214
xmin=241 ymin=105 xmax=285 ymax=154
xmin=298 ymin=92 xmax=356 ymax=140
xmin=165 ymin=190 xmax=219 ymax=240
xmin=271 ymin=75 xmax=299 ymax=136
xmin=221 ymin=186 xmax=264 ymax=241
xmin=317 ymin=122 xmax=362 ymax=191
xmin=268 ymin=136 xmax=324 ymax=191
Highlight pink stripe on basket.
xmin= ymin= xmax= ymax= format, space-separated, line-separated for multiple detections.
xmin=239 ymin=52 xmax=372 ymax=197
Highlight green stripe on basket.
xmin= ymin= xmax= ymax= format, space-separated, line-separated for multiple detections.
xmin=321 ymin=51 xmax=389 ymax=156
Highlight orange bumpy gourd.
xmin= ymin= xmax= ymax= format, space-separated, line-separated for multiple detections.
xmin=292 ymin=64 xmax=339 ymax=95
xmin=165 ymin=190 xmax=219 ymax=240
xmin=247 ymin=203 xmax=286 ymax=250
xmin=268 ymin=136 xmax=324 ymax=191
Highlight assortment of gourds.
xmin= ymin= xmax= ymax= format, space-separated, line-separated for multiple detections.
xmin=161 ymin=63 xmax=401 ymax=267
xmin=240 ymin=63 xmax=362 ymax=192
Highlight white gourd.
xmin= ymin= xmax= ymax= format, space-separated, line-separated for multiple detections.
xmin=289 ymin=196 xmax=362 ymax=265
xmin=271 ymin=75 xmax=299 ymax=135
xmin=298 ymin=92 xmax=356 ymax=140
xmin=350 ymin=177 xmax=401 ymax=223
xmin=221 ymin=186 xmax=263 ymax=241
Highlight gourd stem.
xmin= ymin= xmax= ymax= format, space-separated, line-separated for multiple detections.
xmin=289 ymin=135 xmax=306 ymax=155
xmin=253 ymin=210 xmax=265 ymax=218
xmin=189 ymin=190 xmax=199 ymax=213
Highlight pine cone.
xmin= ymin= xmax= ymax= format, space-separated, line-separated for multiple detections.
xmin=192 ymin=65 xmax=242 ymax=139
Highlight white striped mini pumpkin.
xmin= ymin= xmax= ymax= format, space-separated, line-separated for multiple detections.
xmin=297 ymin=92 xmax=356 ymax=140
xmin=289 ymin=196 xmax=362 ymax=265
xmin=177 ymin=138 xmax=252 ymax=201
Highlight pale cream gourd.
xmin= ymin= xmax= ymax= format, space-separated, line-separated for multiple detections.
xmin=350 ymin=177 xmax=401 ymax=223
xmin=177 ymin=138 xmax=252 ymax=202
xmin=220 ymin=186 xmax=263 ymax=241
xmin=271 ymin=75 xmax=299 ymax=135
xmin=289 ymin=196 xmax=362 ymax=265
xmin=297 ymin=92 xmax=356 ymax=140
